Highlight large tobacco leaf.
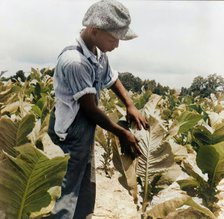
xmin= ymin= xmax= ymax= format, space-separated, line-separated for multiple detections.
xmin=113 ymin=94 xmax=174 ymax=212
xmin=134 ymin=117 xmax=174 ymax=183
xmin=0 ymin=144 xmax=69 ymax=219
xmin=132 ymin=117 xmax=174 ymax=211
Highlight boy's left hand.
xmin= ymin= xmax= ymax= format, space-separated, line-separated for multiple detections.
xmin=126 ymin=105 xmax=149 ymax=130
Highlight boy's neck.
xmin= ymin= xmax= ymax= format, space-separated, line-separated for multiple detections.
xmin=80 ymin=28 xmax=97 ymax=55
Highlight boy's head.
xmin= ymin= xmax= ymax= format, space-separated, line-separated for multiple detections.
xmin=82 ymin=0 xmax=137 ymax=41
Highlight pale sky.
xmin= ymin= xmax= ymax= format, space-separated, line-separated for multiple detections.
xmin=0 ymin=0 xmax=224 ymax=89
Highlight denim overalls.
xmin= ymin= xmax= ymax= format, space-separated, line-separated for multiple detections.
xmin=47 ymin=46 xmax=101 ymax=219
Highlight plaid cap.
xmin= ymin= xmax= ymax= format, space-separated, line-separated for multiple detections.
xmin=82 ymin=0 xmax=138 ymax=40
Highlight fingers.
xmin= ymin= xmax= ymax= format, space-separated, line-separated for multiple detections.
xmin=136 ymin=118 xmax=142 ymax=130
xmin=127 ymin=114 xmax=149 ymax=130
xmin=136 ymin=115 xmax=149 ymax=130
xmin=119 ymin=131 xmax=142 ymax=159
xmin=141 ymin=117 xmax=149 ymax=130
xmin=133 ymin=138 xmax=142 ymax=156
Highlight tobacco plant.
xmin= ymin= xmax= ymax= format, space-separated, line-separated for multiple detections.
xmin=112 ymin=93 xmax=224 ymax=218
xmin=0 ymin=69 xmax=68 ymax=218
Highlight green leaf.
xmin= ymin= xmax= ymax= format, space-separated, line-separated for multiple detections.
xmin=0 ymin=114 xmax=35 ymax=156
xmin=16 ymin=114 xmax=36 ymax=146
xmin=177 ymin=111 xmax=202 ymax=134
xmin=196 ymin=141 xmax=224 ymax=186
xmin=0 ymin=117 xmax=18 ymax=156
xmin=0 ymin=144 xmax=69 ymax=219
xmin=32 ymin=105 xmax=42 ymax=118
xmin=193 ymin=124 xmax=224 ymax=146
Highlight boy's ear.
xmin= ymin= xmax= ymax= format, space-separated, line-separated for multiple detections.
xmin=91 ymin=27 xmax=97 ymax=36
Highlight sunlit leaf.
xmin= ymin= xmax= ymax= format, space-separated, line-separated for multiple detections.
xmin=145 ymin=193 xmax=216 ymax=219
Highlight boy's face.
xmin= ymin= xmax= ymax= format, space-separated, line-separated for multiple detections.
xmin=94 ymin=29 xmax=119 ymax=52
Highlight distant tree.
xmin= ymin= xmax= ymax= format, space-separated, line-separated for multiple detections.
xmin=1 ymin=70 xmax=26 ymax=82
xmin=186 ymin=74 xmax=224 ymax=97
xmin=118 ymin=72 xmax=143 ymax=93
xmin=188 ymin=76 xmax=206 ymax=97
xmin=205 ymin=73 xmax=224 ymax=96
xmin=143 ymin=79 xmax=157 ymax=91
xmin=153 ymin=83 xmax=171 ymax=95
xmin=180 ymin=74 xmax=224 ymax=97
xmin=180 ymin=87 xmax=188 ymax=96
xmin=118 ymin=72 xmax=174 ymax=95
xmin=15 ymin=70 xmax=26 ymax=82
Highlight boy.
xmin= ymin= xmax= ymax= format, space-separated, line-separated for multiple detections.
xmin=48 ymin=0 xmax=148 ymax=218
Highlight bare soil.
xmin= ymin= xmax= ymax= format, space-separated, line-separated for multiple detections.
xmin=93 ymin=145 xmax=140 ymax=219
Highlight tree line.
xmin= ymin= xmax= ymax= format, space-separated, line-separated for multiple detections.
xmin=1 ymin=69 xmax=223 ymax=98
xmin=118 ymin=72 xmax=224 ymax=98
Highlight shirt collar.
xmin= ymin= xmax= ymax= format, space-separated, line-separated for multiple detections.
xmin=76 ymin=35 xmax=103 ymax=65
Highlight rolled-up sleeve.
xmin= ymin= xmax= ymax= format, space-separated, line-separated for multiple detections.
xmin=64 ymin=61 xmax=97 ymax=101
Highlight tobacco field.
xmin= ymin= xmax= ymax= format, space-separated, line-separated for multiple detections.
xmin=0 ymin=68 xmax=224 ymax=219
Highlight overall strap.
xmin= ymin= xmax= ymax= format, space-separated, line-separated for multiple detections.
xmin=58 ymin=45 xmax=84 ymax=57
xmin=58 ymin=45 xmax=95 ymax=66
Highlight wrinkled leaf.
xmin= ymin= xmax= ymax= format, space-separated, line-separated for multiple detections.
xmin=145 ymin=193 xmax=216 ymax=219
xmin=112 ymin=138 xmax=138 ymax=203
xmin=133 ymin=117 xmax=174 ymax=183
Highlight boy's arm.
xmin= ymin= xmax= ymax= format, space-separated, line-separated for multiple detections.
xmin=79 ymin=94 xmax=141 ymax=156
xmin=110 ymin=79 xmax=149 ymax=130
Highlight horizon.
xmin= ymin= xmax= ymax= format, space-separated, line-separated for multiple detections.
xmin=1 ymin=0 xmax=224 ymax=89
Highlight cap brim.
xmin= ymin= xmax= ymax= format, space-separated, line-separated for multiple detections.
xmin=108 ymin=27 xmax=138 ymax=41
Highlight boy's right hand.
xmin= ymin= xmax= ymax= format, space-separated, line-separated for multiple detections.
xmin=118 ymin=129 xmax=141 ymax=159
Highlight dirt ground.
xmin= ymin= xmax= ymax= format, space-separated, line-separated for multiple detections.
xmin=93 ymin=170 xmax=140 ymax=219
xmin=93 ymin=145 xmax=140 ymax=219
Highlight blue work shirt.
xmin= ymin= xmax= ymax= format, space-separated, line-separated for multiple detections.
xmin=53 ymin=36 xmax=118 ymax=140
